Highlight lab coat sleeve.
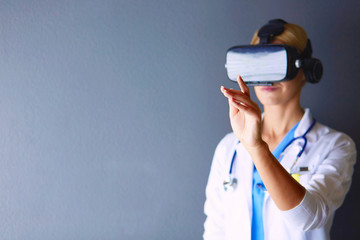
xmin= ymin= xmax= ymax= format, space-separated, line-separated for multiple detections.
xmin=280 ymin=132 xmax=357 ymax=231
xmin=203 ymin=133 xmax=235 ymax=240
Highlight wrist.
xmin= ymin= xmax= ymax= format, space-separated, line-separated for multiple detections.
xmin=244 ymin=140 xmax=269 ymax=156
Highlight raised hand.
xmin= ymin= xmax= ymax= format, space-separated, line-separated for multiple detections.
xmin=221 ymin=75 xmax=264 ymax=150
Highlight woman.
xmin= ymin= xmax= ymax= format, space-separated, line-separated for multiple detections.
xmin=203 ymin=20 xmax=356 ymax=240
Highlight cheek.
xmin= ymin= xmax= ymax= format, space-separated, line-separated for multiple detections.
xmin=254 ymin=87 xmax=263 ymax=100
xmin=283 ymin=78 xmax=304 ymax=94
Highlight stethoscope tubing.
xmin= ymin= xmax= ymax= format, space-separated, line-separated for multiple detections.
xmin=227 ymin=119 xmax=317 ymax=176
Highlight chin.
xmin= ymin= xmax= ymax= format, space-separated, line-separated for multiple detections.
xmin=257 ymin=96 xmax=282 ymax=106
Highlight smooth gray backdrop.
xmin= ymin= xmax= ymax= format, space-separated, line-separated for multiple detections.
xmin=0 ymin=0 xmax=359 ymax=239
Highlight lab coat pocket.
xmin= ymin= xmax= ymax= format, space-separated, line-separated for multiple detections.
xmin=294 ymin=154 xmax=321 ymax=185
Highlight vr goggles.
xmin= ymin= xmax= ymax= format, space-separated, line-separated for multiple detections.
xmin=225 ymin=19 xmax=323 ymax=85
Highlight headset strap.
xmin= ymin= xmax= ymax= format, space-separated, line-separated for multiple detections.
xmin=258 ymin=19 xmax=287 ymax=44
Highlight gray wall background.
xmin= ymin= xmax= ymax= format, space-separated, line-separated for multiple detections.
xmin=0 ymin=0 xmax=359 ymax=239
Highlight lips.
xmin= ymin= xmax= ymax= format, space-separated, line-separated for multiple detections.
xmin=260 ymin=86 xmax=279 ymax=92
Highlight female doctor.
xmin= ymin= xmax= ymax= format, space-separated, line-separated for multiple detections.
xmin=203 ymin=20 xmax=357 ymax=240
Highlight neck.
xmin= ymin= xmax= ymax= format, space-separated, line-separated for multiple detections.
xmin=262 ymin=102 xmax=304 ymax=150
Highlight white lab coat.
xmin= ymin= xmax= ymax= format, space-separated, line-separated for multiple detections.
xmin=203 ymin=109 xmax=356 ymax=240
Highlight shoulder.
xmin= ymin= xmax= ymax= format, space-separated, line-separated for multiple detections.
xmin=215 ymin=132 xmax=238 ymax=152
xmin=298 ymin=109 xmax=355 ymax=149
xmin=212 ymin=132 xmax=239 ymax=161
xmin=309 ymin=122 xmax=357 ymax=170
xmin=219 ymin=132 xmax=238 ymax=145
xmin=314 ymin=122 xmax=356 ymax=151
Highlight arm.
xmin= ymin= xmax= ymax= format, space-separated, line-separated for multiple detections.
xmin=203 ymin=135 xmax=231 ymax=239
xmin=280 ymin=133 xmax=356 ymax=231
xmin=221 ymin=76 xmax=305 ymax=211
xmin=204 ymin=133 xmax=241 ymax=239
xmin=247 ymin=142 xmax=306 ymax=210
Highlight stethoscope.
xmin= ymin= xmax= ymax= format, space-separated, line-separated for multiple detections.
xmin=223 ymin=119 xmax=317 ymax=192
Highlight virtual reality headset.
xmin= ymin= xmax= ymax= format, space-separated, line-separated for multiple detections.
xmin=225 ymin=19 xmax=323 ymax=85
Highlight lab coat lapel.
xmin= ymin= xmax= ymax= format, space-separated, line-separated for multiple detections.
xmin=294 ymin=109 xmax=314 ymax=139
xmin=280 ymin=109 xmax=318 ymax=172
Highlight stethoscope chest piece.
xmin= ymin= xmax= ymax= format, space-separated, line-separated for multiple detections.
xmin=223 ymin=175 xmax=237 ymax=192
